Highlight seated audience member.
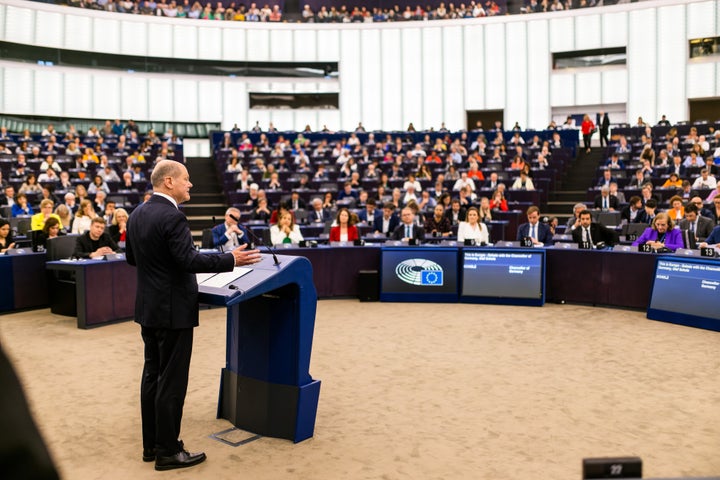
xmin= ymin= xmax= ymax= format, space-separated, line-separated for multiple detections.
xmin=609 ymin=182 xmax=625 ymax=204
xmin=444 ymin=198 xmax=467 ymax=226
xmin=0 ymin=219 xmax=16 ymax=253
xmin=19 ymin=173 xmax=42 ymax=195
xmin=11 ymin=192 xmax=33 ymax=217
xmin=457 ymin=207 xmax=490 ymax=244
xmin=54 ymin=204 xmax=73 ymax=231
xmin=635 ymin=198 xmax=658 ymax=224
xmin=566 ymin=203 xmax=587 ymax=232
xmin=288 ymin=191 xmax=306 ymax=211
xmin=1 ymin=185 xmax=15 ymax=207
xmin=489 ymin=189 xmax=508 ymax=212
xmin=678 ymin=203 xmax=714 ymax=243
xmin=377 ymin=203 xmax=399 ymax=236
xmin=516 ymin=205 xmax=553 ymax=246
xmin=212 ymin=207 xmax=249 ymax=250
xmin=620 ymin=196 xmax=644 ymax=224
xmin=358 ymin=198 xmax=381 ymax=229
xmin=699 ymin=224 xmax=720 ymax=248
xmin=424 ymin=204 xmax=452 ymax=237
xmin=34 ymin=217 xmax=64 ymax=249
xmin=511 ymin=170 xmax=534 ymax=190
xmin=662 ymin=173 xmax=683 ymax=189
xmin=71 ymin=199 xmax=96 ymax=234
xmin=627 ymin=169 xmax=647 ymax=188
xmin=250 ymin=197 xmax=272 ymax=223
xmin=30 ymin=199 xmax=61 ymax=231
xmin=452 ymin=172 xmax=476 ymax=192
xmin=666 ymin=155 xmax=686 ymax=177
xmin=571 ymin=209 xmax=618 ymax=248
xmin=484 ymin=172 xmax=501 ymax=190
xmin=478 ymin=197 xmax=493 ymax=223
xmin=270 ymin=211 xmax=303 ymax=245
xmin=308 ymin=198 xmax=331 ymax=224
xmin=108 ymin=208 xmax=129 ymax=244
xmin=594 ymin=186 xmax=618 ymax=211
xmin=692 ymin=169 xmax=717 ymax=190
xmin=632 ymin=212 xmax=682 ymax=251
xmin=597 ymin=169 xmax=616 ymax=188
xmin=391 ymin=207 xmax=425 ymax=242
xmin=73 ymin=217 xmax=118 ymax=259
xmin=707 ymin=197 xmax=720 ymax=225
xmin=690 ymin=196 xmax=714 ymax=219
xmin=329 ymin=208 xmax=359 ymax=242
xmin=604 ymin=153 xmax=625 ymax=170
xmin=666 ymin=195 xmax=685 ymax=222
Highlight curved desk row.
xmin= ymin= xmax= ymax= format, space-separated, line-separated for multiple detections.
xmin=0 ymin=245 xmax=667 ymax=325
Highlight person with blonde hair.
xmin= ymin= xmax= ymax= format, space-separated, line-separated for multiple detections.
xmin=270 ymin=210 xmax=304 ymax=245
xmin=54 ymin=204 xmax=73 ymax=230
xmin=71 ymin=199 xmax=95 ymax=234
xmin=109 ymin=208 xmax=129 ymax=244
xmin=30 ymin=199 xmax=61 ymax=231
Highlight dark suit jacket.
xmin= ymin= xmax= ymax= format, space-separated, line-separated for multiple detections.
xmin=666 ymin=164 xmax=686 ymax=177
xmin=73 ymin=231 xmax=118 ymax=259
xmin=378 ymin=213 xmax=399 ymax=234
xmin=593 ymin=194 xmax=619 ymax=210
xmin=391 ymin=223 xmax=425 ymax=241
xmin=678 ymin=216 xmax=714 ymax=241
xmin=444 ymin=207 xmax=467 ymax=225
xmin=126 ymin=195 xmax=235 ymax=329
xmin=571 ymin=223 xmax=619 ymax=246
xmin=309 ymin=208 xmax=331 ymax=223
xmin=211 ymin=223 xmax=249 ymax=249
xmin=357 ymin=209 xmax=382 ymax=228
xmin=516 ymin=222 xmax=554 ymax=245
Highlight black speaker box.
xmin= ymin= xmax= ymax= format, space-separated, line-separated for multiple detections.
xmin=357 ymin=270 xmax=379 ymax=302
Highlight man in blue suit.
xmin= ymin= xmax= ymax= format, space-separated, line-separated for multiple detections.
xmin=308 ymin=198 xmax=331 ymax=224
xmin=516 ymin=205 xmax=554 ymax=246
xmin=357 ymin=198 xmax=383 ymax=230
xmin=211 ymin=207 xmax=250 ymax=251
xmin=126 ymin=160 xmax=261 ymax=471
xmin=377 ymin=202 xmax=400 ymax=236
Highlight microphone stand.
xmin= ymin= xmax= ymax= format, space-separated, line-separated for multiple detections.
xmin=229 ymin=214 xmax=281 ymax=266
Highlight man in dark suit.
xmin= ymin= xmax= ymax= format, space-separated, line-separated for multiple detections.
xmin=593 ymin=186 xmax=619 ymax=211
xmin=678 ymin=203 xmax=714 ymax=243
xmin=391 ymin=207 xmax=425 ymax=242
xmin=211 ymin=207 xmax=250 ymax=251
xmin=308 ymin=198 xmax=331 ymax=224
xmin=288 ymin=191 xmax=306 ymax=211
xmin=126 ymin=160 xmax=261 ymax=471
xmin=357 ymin=198 xmax=382 ymax=229
xmin=516 ymin=205 xmax=554 ymax=246
xmin=378 ymin=202 xmax=399 ymax=236
xmin=73 ymin=217 xmax=118 ymax=259
xmin=571 ymin=209 xmax=618 ymax=247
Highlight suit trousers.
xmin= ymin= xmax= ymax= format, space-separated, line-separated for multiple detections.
xmin=140 ymin=326 xmax=194 ymax=456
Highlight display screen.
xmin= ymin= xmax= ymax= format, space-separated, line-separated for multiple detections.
xmin=461 ymin=248 xmax=545 ymax=306
xmin=647 ymin=257 xmax=720 ymax=332
xmin=380 ymin=247 xmax=459 ymax=302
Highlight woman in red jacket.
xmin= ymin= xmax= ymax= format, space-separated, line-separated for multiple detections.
xmin=581 ymin=114 xmax=595 ymax=153
xmin=329 ymin=207 xmax=359 ymax=242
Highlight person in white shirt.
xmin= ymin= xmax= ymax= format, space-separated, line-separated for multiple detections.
xmin=270 ymin=210 xmax=304 ymax=245
xmin=452 ymin=172 xmax=476 ymax=192
xmin=511 ymin=171 xmax=535 ymax=190
xmin=457 ymin=207 xmax=489 ymax=244
xmin=692 ymin=169 xmax=717 ymax=190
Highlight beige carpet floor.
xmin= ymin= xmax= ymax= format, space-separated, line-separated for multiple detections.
xmin=0 ymin=301 xmax=718 ymax=480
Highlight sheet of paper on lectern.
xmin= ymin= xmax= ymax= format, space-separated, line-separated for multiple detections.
xmin=199 ymin=267 xmax=253 ymax=289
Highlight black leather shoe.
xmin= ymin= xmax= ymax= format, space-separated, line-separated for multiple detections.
xmin=155 ymin=450 xmax=206 ymax=471
xmin=142 ymin=449 xmax=155 ymax=462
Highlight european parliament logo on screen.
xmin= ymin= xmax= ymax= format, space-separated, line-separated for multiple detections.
xmin=395 ymin=258 xmax=444 ymax=286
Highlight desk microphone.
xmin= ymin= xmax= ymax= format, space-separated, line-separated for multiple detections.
xmin=229 ymin=213 xmax=281 ymax=266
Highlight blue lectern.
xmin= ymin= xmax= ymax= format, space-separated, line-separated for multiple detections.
xmin=198 ymin=253 xmax=321 ymax=443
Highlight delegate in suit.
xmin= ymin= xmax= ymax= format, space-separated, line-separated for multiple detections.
xmin=516 ymin=206 xmax=554 ymax=246
xmin=571 ymin=210 xmax=619 ymax=247
xmin=126 ymin=160 xmax=261 ymax=471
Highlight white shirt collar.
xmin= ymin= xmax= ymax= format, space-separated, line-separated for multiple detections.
xmin=153 ymin=192 xmax=178 ymax=209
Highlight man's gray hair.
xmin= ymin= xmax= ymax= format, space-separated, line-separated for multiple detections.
xmin=225 ymin=207 xmax=240 ymax=216
xmin=150 ymin=160 xmax=182 ymax=188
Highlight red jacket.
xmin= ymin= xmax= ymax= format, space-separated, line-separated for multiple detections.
xmin=329 ymin=225 xmax=359 ymax=242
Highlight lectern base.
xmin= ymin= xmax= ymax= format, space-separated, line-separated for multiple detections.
xmin=218 ymin=368 xmax=321 ymax=443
